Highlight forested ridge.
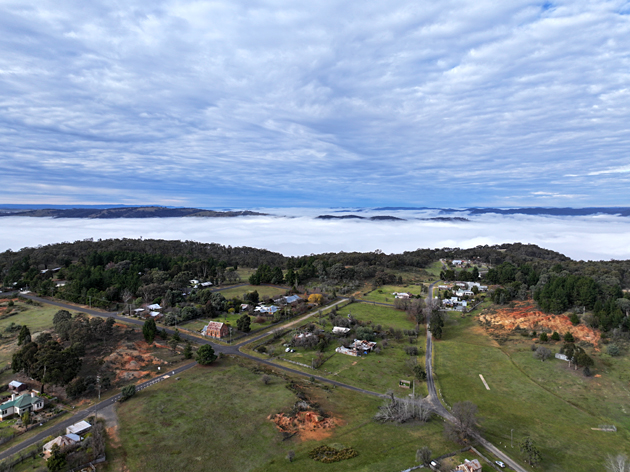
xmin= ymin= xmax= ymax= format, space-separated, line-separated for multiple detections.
xmin=1 ymin=239 xmax=630 ymax=334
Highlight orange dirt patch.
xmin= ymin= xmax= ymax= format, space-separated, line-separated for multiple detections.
xmin=103 ymin=340 xmax=169 ymax=384
xmin=269 ymin=406 xmax=339 ymax=441
xmin=478 ymin=301 xmax=600 ymax=345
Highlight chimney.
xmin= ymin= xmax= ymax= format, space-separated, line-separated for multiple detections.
xmin=31 ymin=392 xmax=35 ymax=398
xmin=11 ymin=394 xmax=16 ymax=401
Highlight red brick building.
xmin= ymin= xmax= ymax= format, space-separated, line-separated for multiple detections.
xmin=202 ymin=321 xmax=229 ymax=338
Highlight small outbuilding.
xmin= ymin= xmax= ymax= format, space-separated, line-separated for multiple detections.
xmin=8 ymin=381 xmax=26 ymax=393
xmin=66 ymin=420 xmax=92 ymax=436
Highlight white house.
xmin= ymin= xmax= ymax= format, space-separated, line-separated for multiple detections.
xmin=0 ymin=393 xmax=44 ymax=420
xmin=254 ymin=305 xmax=279 ymax=314
xmin=146 ymin=303 xmax=162 ymax=311
xmin=392 ymin=292 xmax=411 ymax=299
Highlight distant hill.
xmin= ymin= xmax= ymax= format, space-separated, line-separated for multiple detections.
xmin=443 ymin=207 xmax=630 ymax=217
xmin=0 ymin=206 xmax=267 ymax=218
xmin=316 ymin=214 xmax=406 ymax=221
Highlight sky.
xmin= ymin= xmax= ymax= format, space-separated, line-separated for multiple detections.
xmin=1 ymin=0 xmax=630 ymax=208
xmin=1 ymin=212 xmax=629 ymax=261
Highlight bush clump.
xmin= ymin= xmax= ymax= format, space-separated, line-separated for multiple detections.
xmin=309 ymin=445 xmax=358 ymax=463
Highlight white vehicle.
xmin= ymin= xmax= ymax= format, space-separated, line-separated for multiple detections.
xmin=430 ymin=460 xmax=439 ymax=468
xmin=495 ymin=460 xmax=506 ymax=468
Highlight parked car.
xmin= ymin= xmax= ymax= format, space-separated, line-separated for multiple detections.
xmin=430 ymin=460 xmax=439 ymax=468
xmin=495 ymin=460 xmax=506 ymax=468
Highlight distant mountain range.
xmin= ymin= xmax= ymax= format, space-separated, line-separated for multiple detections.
xmin=316 ymin=215 xmax=406 ymax=221
xmin=0 ymin=206 xmax=266 ymax=218
xmin=374 ymin=207 xmax=630 ymax=217
xmin=316 ymin=214 xmax=470 ymax=222
xmin=1 ymin=205 xmax=629 ymax=219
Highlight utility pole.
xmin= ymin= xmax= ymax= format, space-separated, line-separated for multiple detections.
xmin=96 ymin=375 xmax=101 ymax=400
xmin=511 ymin=429 xmax=514 ymax=448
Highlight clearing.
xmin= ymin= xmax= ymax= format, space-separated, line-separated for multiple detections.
xmin=434 ymin=305 xmax=630 ymax=472
xmin=112 ymin=356 xmax=461 ymax=472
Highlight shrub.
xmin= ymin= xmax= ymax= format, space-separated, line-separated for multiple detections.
xmin=309 ymin=445 xmax=358 ymax=463
xmin=405 ymin=346 xmax=419 ymax=356
xmin=539 ymin=332 xmax=548 ymax=342
xmin=120 ymin=385 xmax=136 ymax=402
xmin=551 ymin=331 xmax=560 ymax=341
xmin=607 ymin=344 xmax=620 ymax=357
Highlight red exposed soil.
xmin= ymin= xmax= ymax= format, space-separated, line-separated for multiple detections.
xmin=478 ymin=301 xmax=600 ymax=345
xmin=269 ymin=407 xmax=338 ymax=441
xmin=103 ymin=340 xmax=169 ymax=384
xmin=0 ymin=298 xmax=19 ymax=317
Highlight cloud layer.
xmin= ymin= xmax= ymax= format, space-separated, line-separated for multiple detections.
xmin=1 ymin=213 xmax=629 ymax=261
xmin=1 ymin=0 xmax=629 ymax=206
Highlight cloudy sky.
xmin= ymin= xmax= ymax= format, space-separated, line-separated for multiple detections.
xmin=1 ymin=0 xmax=629 ymax=208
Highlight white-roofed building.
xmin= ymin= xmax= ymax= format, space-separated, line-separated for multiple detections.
xmin=66 ymin=420 xmax=91 ymax=436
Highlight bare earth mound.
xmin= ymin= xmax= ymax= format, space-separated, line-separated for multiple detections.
xmin=478 ymin=301 xmax=600 ymax=345
xmin=269 ymin=402 xmax=338 ymax=441
xmin=103 ymin=340 xmax=169 ymax=383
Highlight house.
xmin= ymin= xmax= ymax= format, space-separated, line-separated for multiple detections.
xmin=294 ymin=332 xmax=314 ymax=340
xmin=200 ymin=281 xmax=213 ymax=287
xmin=393 ymin=292 xmax=411 ymax=299
xmin=335 ymin=346 xmax=358 ymax=357
xmin=283 ymin=295 xmax=301 ymax=304
xmin=66 ymin=420 xmax=91 ymax=436
xmin=332 ymin=326 xmax=351 ymax=334
xmin=240 ymin=304 xmax=250 ymax=311
xmin=189 ymin=279 xmax=200 ymax=286
xmin=133 ymin=308 xmax=145 ymax=315
xmin=0 ymin=393 xmax=44 ymax=420
xmin=254 ymin=305 xmax=279 ymax=314
xmin=352 ymin=339 xmax=377 ymax=352
xmin=335 ymin=339 xmax=377 ymax=357
xmin=456 ymin=459 xmax=482 ymax=472
xmin=43 ymin=434 xmax=80 ymax=459
xmin=149 ymin=311 xmax=162 ymax=319
xmin=202 ymin=321 xmax=229 ymax=339
xmin=8 ymin=381 xmax=27 ymax=393
xmin=452 ymin=260 xmax=463 ymax=266
xmin=146 ymin=303 xmax=162 ymax=311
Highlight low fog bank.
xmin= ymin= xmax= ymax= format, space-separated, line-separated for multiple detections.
xmin=0 ymin=214 xmax=629 ymax=261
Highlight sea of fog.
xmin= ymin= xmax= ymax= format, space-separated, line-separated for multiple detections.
xmin=0 ymin=209 xmax=629 ymax=261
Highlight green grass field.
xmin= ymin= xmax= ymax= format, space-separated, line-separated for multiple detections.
xmin=217 ymin=284 xmax=288 ymax=300
xmin=433 ymin=310 xmax=630 ymax=471
xmin=113 ymin=356 xmax=460 ymax=472
xmin=337 ymin=302 xmax=416 ymax=330
xmin=360 ymin=285 xmax=424 ymax=304
xmin=0 ymin=300 xmax=68 ymax=384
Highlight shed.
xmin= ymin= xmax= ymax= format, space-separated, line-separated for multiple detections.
xmin=8 ymin=381 xmax=26 ymax=392
xmin=66 ymin=420 xmax=91 ymax=436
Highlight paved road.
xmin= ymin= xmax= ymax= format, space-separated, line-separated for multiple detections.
xmin=422 ymin=283 xmax=528 ymax=472
xmin=233 ymin=298 xmax=349 ymax=348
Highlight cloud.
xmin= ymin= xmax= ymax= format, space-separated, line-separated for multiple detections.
xmin=1 ymin=212 xmax=630 ymax=261
xmin=0 ymin=0 xmax=629 ymax=206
